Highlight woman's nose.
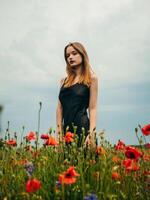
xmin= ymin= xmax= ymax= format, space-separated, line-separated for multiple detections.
xmin=69 ymin=54 xmax=73 ymax=59
xmin=68 ymin=56 xmax=74 ymax=61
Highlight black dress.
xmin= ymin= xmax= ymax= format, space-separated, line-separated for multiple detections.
xmin=59 ymin=78 xmax=90 ymax=142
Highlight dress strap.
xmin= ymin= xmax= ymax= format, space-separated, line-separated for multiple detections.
xmin=61 ymin=77 xmax=67 ymax=87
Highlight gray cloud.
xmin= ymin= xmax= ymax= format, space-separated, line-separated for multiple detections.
xmin=0 ymin=0 xmax=149 ymax=144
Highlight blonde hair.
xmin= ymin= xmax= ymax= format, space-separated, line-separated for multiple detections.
xmin=64 ymin=42 xmax=94 ymax=87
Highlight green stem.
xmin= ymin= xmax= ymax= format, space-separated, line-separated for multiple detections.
xmin=20 ymin=126 xmax=25 ymax=147
xmin=62 ymin=183 xmax=65 ymax=200
xmin=36 ymin=102 xmax=42 ymax=151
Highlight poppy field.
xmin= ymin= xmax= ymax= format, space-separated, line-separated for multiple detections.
xmin=0 ymin=125 xmax=150 ymax=200
xmin=0 ymin=104 xmax=149 ymax=200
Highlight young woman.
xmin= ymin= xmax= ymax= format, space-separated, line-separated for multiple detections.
xmin=56 ymin=42 xmax=98 ymax=147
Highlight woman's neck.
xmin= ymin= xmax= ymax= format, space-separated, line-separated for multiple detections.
xmin=74 ymin=65 xmax=82 ymax=77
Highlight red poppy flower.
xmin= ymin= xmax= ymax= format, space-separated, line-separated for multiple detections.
xmin=65 ymin=131 xmax=74 ymax=138
xmin=59 ymin=166 xmax=80 ymax=185
xmin=41 ymin=134 xmax=49 ymax=139
xmin=145 ymin=143 xmax=150 ymax=149
xmin=123 ymin=158 xmax=140 ymax=171
xmin=26 ymin=131 xmax=36 ymax=141
xmin=141 ymin=124 xmax=150 ymax=136
xmin=64 ymin=131 xmax=74 ymax=143
xmin=6 ymin=139 xmax=17 ymax=146
xmin=26 ymin=178 xmax=41 ymax=193
xmin=45 ymin=136 xmax=58 ymax=146
xmin=115 ymin=140 xmax=126 ymax=151
xmin=112 ymin=172 xmax=121 ymax=180
xmin=96 ymin=146 xmax=105 ymax=155
xmin=125 ymin=146 xmax=142 ymax=160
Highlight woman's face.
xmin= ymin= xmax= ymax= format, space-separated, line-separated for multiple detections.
xmin=66 ymin=46 xmax=83 ymax=67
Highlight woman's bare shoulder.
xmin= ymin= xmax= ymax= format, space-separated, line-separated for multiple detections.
xmin=60 ymin=78 xmax=64 ymax=84
xmin=91 ymin=71 xmax=98 ymax=82
xmin=60 ymin=77 xmax=67 ymax=87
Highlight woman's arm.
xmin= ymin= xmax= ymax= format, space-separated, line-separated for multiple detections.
xmin=89 ymin=74 xmax=98 ymax=134
xmin=85 ymin=74 xmax=98 ymax=146
xmin=56 ymin=78 xmax=64 ymax=139
xmin=56 ymin=100 xmax=63 ymax=133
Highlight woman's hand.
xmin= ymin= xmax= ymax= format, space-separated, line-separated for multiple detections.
xmin=56 ymin=128 xmax=63 ymax=142
xmin=85 ymin=134 xmax=90 ymax=145
xmin=84 ymin=133 xmax=96 ymax=149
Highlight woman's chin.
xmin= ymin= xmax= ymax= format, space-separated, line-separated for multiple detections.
xmin=70 ymin=63 xmax=80 ymax=68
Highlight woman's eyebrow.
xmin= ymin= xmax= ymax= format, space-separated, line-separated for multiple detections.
xmin=66 ymin=50 xmax=77 ymax=56
xmin=71 ymin=50 xmax=77 ymax=53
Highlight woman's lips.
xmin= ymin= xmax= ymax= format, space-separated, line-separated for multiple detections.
xmin=70 ymin=60 xmax=75 ymax=64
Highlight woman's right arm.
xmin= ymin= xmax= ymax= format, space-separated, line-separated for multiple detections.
xmin=56 ymin=78 xmax=64 ymax=139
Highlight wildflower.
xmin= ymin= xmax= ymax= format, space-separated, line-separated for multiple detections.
xmin=63 ymin=159 xmax=69 ymax=166
xmin=123 ymin=158 xmax=140 ymax=171
xmin=84 ymin=193 xmax=98 ymax=200
xmin=56 ymin=180 xmax=61 ymax=188
xmin=141 ymin=124 xmax=150 ymax=136
xmin=93 ymin=171 xmax=100 ymax=181
xmin=115 ymin=140 xmax=126 ymax=151
xmin=59 ymin=166 xmax=80 ymax=185
xmin=26 ymin=131 xmax=36 ymax=141
xmin=24 ymin=162 xmax=35 ymax=176
xmin=45 ymin=136 xmax=58 ymax=146
xmin=25 ymin=145 xmax=33 ymax=152
xmin=64 ymin=131 xmax=74 ymax=144
xmin=40 ymin=134 xmax=49 ymax=139
xmin=143 ymin=171 xmax=150 ymax=190
xmin=6 ymin=139 xmax=17 ymax=146
xmin=112 ymin=172 xmax=121 ymax=180
xmin=112 ymin=156 xmax=121 ymax=164
xmin=55 ymin=180 xmax=61 ymax=193
xmin=125 ymin=146 xmax=142 ymax=160
xmin=143 ymin=154 xmax=150 ymax=162
xmin=96 ymin=146 xmax=105 ymax=156
xmin=145 ymin=143 xmax=150 ymax=149
xmin=26 ymin=178 xmax=41 ymax=193
xmin=32 ymin=150 xmax=40 ymax=158
xmin=112 ymin=165 xmax=120 ymax=171
xmin=89 ymin=160 xmax=96 ymax=165
xmin=143 ymin=170 xmax=150 ymax=176
xmin=17 ymin=159 xmax=28 ymax=166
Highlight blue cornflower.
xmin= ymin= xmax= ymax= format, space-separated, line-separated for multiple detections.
xmin=56 ymin=180 xmax=61 ymax=188
xmin=24 ymin=162 xmax=35 ymax=176
xmin=84 ymin=193 xmax=98 ymax=200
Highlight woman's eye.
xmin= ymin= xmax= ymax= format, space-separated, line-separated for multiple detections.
xmin=73 ymin=52 xmax=77 ymax=55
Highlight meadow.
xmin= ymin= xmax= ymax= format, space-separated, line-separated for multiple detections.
xmin=0 ymin=103 xmax=149 ymax=200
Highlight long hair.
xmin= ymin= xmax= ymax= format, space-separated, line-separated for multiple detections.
xmin=64 ymin=42 xmax=94 ymax=88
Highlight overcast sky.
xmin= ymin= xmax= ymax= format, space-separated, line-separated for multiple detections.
xmin=0 ymin=0 xmax=149 ymax=145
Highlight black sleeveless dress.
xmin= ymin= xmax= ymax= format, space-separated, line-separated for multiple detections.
xmin=59 ymin=78 xmax=90 ymax=140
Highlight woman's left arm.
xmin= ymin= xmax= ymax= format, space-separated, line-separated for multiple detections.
xmin=89 ymin=75 xmax=98 ymax=137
